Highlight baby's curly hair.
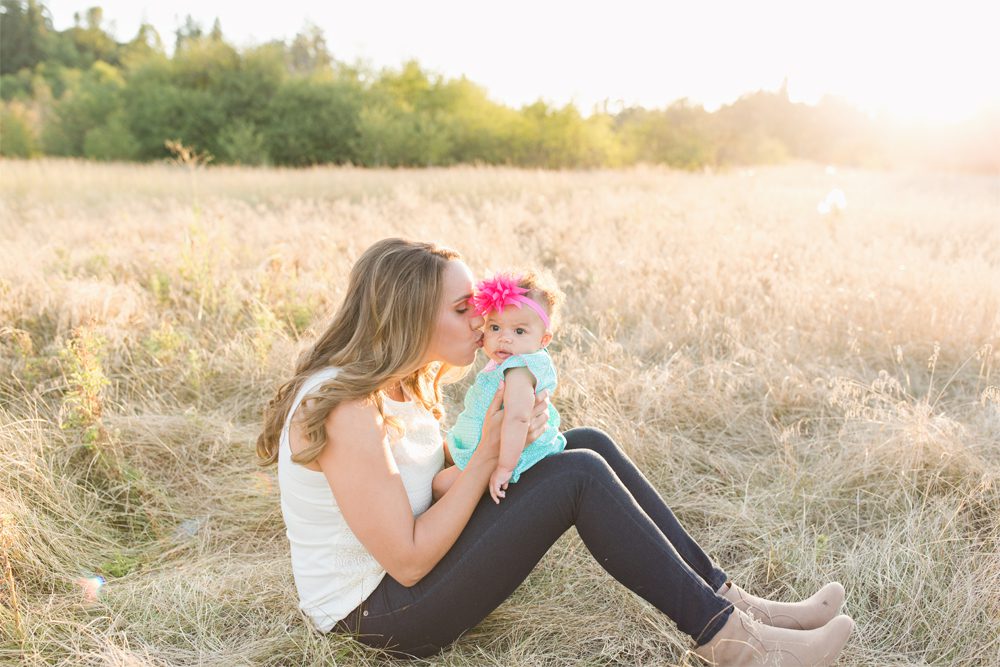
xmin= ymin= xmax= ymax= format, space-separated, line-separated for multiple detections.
xmin=513 ymin=269 xmax=565 ymax=332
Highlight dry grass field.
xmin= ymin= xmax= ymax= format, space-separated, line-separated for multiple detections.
xmin=1 ymin=158 xmax=998 ymax=666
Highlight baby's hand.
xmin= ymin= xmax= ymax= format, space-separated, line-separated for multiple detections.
xmin=489 ymin=467 xmax=513 ymax=504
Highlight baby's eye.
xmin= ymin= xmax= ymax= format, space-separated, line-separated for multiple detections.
xmin=515 ymin=328 xmax=526 ymax=335
xmin=489 ymin=324 xmax=500 ymax=332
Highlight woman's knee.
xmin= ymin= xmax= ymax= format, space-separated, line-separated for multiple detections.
xmin=559 ymin=446 xmax=615 ymax=482
xmin=564 ymin=426 xmax=620 ymax=459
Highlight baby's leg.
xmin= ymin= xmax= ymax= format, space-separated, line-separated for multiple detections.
xmin=431 ymin=465 xmax=461 ymax=501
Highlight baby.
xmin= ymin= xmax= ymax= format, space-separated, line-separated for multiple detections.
xmin=433 ymin=271 xmax=567 ymax=504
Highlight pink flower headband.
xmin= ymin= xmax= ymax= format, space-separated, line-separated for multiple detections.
xmin=470 ymin=273 xmax=551 ymax=329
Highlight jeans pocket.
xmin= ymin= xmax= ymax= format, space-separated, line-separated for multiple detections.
xmin=353 ymin=595 xmax=401 ymax=634
xmin=331 ymin=596 xmax=379 ymax=635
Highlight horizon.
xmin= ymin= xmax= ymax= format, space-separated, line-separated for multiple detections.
xmin=38 ymin=0 xmax=1000 ymax=125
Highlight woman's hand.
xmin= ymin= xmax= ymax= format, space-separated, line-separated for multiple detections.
xmin=527 ymin=389 xmax=551 ymax=440
xmin=475 ymin=382 xmax=550 ymax=464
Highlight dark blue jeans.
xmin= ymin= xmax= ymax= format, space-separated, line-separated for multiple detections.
xmin=331 ymin=427 xmax=734 ymax=658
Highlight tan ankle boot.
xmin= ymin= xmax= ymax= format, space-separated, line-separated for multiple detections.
xmin=693 ymin=608 xmax=855 ymax=666
xmin=716 ymin=581 xmax=845 ymax=630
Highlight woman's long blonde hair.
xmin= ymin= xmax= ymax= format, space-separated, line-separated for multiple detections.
xmin=256 ymin=238 xmax=460 ymax=466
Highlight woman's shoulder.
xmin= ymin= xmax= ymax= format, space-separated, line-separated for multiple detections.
xmin=296 ymin=366 xmax=342 ymax=403
xmin=323 ymin=397 xmax=384 ymax=451
xmin=326 ymin=395 xmax=379 ymax=424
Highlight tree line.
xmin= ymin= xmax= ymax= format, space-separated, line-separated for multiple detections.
xmin=1 ymin=1 xmax=996 ymax=171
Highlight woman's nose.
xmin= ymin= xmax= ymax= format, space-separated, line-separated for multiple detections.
xmin=470 ymin=313 xmax=485 ymax=329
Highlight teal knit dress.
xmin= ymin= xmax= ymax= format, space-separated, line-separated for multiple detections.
xmin=447 ymin=349 xmax=567 ymax=483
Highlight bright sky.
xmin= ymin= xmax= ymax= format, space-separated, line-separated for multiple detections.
xmin=43 ymin=0 xmax=1000 ymax=123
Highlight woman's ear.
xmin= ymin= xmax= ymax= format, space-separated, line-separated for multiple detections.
xmin=540 ymin=331 xmax=553 ymax=348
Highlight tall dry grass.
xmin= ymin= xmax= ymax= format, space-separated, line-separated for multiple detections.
xmin=1 ymin=158 xmax=998 ymax=666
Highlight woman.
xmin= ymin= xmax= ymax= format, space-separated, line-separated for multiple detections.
xmin=256 ymin=238 xmax=855 ymax=665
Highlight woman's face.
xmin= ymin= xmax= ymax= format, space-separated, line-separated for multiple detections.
xmin=424 ymin=260 xmax=485 ymax=367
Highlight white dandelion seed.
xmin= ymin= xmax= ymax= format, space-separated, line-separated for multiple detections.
xmin=818 ymin=188 xmax=847 ymax=215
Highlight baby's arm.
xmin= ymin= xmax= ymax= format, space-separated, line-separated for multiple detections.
xmin=490 ymin=366 xmax=536 ymax=503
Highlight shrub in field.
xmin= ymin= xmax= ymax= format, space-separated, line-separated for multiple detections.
xmin=0 ymin=102 xmax=37 ymax=157
xmin=41 ymin=61 xmax=127 ymax=156
xmin=58 ymin=326 xmax=109 ymax=445
xmin=82 ymin=109 xmax=139 ymax=160
xmin=217 ymin=119 xmax=269 ymax=166
xmin=263 ymin=77 xmax=364 ymax=166
xmin=123 ymin=75 xmax=226 ymax=160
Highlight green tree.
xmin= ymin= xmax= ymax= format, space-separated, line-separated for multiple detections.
xmin=0 ymin=101 xmax=38 ymax=156
xmin=511 ymin=100 xmax=615 ymax=168
xmin=288 ymin=22 xmax=331 ymax=74
xmin=263 ymin=76 xmax=363 ymax=165
xmin=0 ymin=0 xmax=53 ymax=75
xmin=358 ymin=63 xmax=459 ymax=165
xmin=373 ymin=60 xmax=434 ymax=112
xmin=119 ymin=23 xmax=165 ymax=69
xmin=55 ymin=7 xmax=120 ymax=69
xmin=0 ymin=68 xmax=34 ymax=101
xmin=83 ymin=109 xmax=138 ymax=160
xmin=411 ymin=75 xmax=519 ymax=165
xmin=217 ymin=119 xmax=268 ymax=165
xmin=355 ymin=101 xmax=452 ymax=166
xmin=617 ymin=101 xmax=717 ymax=169
xmin=173 ymin=15 xmax=203 ymax=53
xmin=713 ymin=90 xmax=795 ymax=165
xmin=42 ymin=60 xmax=127 ymax=155
xmin=217 ymin=42 xmax=285 ymax=129
xmin=128 ymin=37 xmax=239 ymax=158
xmin=209 ymin=18 xmax=223 ymax=42
xmin=123 ymin=77 xmax=226 ymax=160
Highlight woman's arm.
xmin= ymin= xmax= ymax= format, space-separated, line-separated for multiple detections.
xmin=317 ymin=388 xmax=507 ymax=587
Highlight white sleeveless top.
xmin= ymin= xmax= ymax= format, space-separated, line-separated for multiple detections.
xmin=277 ymin=367 xmax=445 ymax=633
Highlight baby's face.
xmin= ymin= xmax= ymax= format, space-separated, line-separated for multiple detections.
xmin=482 ymin=305 xmax=552 ymax=364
